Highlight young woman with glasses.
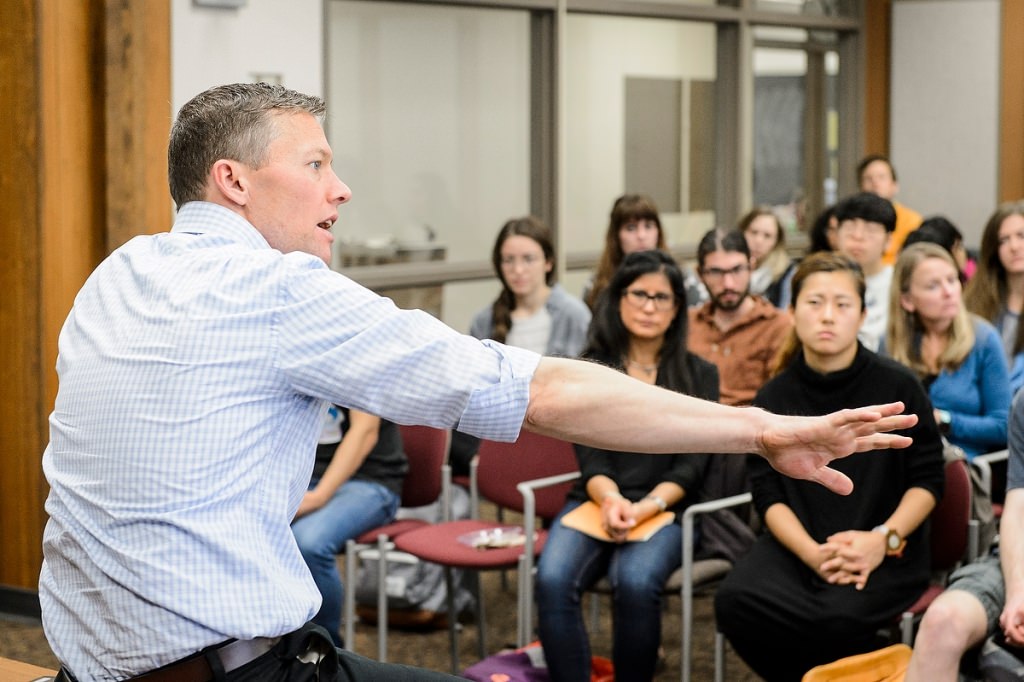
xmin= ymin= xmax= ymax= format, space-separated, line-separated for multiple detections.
xmin=536 ymin=250 xmax=718 ymax=682
xmin=454 ymin=216 xmax=593 ymax=476
xmin=469 ymin=215 xmax=591 ymax=357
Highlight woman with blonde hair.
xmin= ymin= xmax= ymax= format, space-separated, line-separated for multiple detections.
xmin=887 ymin=242 xmax=1010 ymax=459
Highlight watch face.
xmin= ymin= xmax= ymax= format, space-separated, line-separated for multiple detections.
xmin=887 ymin=531 xmax=901 ymax=550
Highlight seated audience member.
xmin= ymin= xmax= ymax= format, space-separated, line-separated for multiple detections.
xmin=470 ymin=215 xmax=590 ymax=357
xmin=857 ymin=153 xmax=923 ymax=265
xmin=965 ymin=201 xmax=1024 ymax=396
xmin=291 ymin=406 xmax=406 ymax=647
xmin=536 ymin=251 xmax=718 ymax=682
xmin=834 ymin=192 xmax=897 ymax=351
xmin=714 ymin=252 xmax=945 ymax=682
xmin=740 ymin=206 xmax=797 ymax=308
xmin=887 ymin=242 xmax=1010 ymax=459
xmin=583 ymin=194 xmax=707 ymax=311
xmin=452 ymin=216 xmax=592 ymax=476
xmin=901 ymin=215 xmax=973 ymax=282
xmin=773 ymin=205 xmax=838 ymax=310
xmin=808 ymin=204 xmax=839 ymax=255
xmin=687 ymin=228 xmax=793 ymax=407
xmin=906 ymin=391 xmax=1024 ymax=682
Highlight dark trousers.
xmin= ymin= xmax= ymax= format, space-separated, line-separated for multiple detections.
xmin=57 ymin=623 xmax=460 ymax=681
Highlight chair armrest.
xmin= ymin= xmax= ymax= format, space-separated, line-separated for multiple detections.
xmin=515 ymin=470 xmax=581 ymax=648
xmin=682 ymin=493 xmax=754 ymax=573
xmin=468 ymin=454 xmax=480 ymax=519
xmin=968 ymin=518 xmax=980 ymax=563
xmin=440 ymin=463 xmax=452 ymax=523
xmin=972 ymin=449 xmax=1008 ymax=498
xmin=517 ymin=471 xmax=583 ymax=551
xmin=680 ymin=492 xmax=753 ymax=682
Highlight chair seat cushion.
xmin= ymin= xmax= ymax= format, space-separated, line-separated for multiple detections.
xmin=664 ymin=558 xmax=733 ymax=591
xmin=587 ymin=558 xmax=732 ymax=594
xmin=393 ymin=519 xmax=546 ymax=569
xmin=355 ymin=518 xmax=428 ymax=544
xmin=902 ymin=584 xmax=945 ymax=616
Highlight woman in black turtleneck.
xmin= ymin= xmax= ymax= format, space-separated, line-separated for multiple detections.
xmin=714 ymin=252 xmax=945 ymax=682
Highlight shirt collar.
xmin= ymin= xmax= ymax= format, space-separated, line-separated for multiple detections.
xmin=171 ymin=201 xmax=273 ymax=252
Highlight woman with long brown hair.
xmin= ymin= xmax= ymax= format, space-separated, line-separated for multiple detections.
xmin=583 ymin=194 xmax=667 ymax=310
xmin=963 ymin=200 xmax=1024 ymax=394
xmin=470 ymin=215 xmax=590 ymax=356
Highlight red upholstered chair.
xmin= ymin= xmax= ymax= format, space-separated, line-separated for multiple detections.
xmin=897 ymin=456 xmax=978 ymax=643
xmin=392 ymin=430 xmax=579 ymax=673
xmin=342 ymin=424 xmax=451 ymax=660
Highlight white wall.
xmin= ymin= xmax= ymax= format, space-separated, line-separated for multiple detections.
xmin=890 ymin=0 xmax=1000 ymax=246
xmin=171 ymin=0 xmax=324 ymax=114
xmin=564 ymin=14 xmax=718 ymax=254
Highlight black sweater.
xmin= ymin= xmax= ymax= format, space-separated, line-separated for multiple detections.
xmin=750 ymin=344 xmax=945 ymax=586
xmin=567 ymin=352 xmax=720 ymax=516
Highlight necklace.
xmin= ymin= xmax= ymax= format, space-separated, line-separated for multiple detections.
xmin=625 ymin=358 xmax=658 ymax=375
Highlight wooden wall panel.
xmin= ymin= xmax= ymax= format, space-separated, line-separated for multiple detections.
xmin=862 ymin=0 xmax=891 ymax=156
xmin=1000 ymin=0 xmax=1024 ymax=202
xmin=104 ymin=0 xmax=173 ymax=249
xmin=0 ymin=0 xmax=48 ymax=589
xmin=0 ymin=0 xmax=170 ymax=594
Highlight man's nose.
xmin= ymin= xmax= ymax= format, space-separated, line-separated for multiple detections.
xmin=330 ymin=172 xmax=352 ymax=205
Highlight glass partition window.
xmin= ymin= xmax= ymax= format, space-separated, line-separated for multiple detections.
xmin=564 ymin=12 xmax=718 ymax=285
xmin=752 ymin=26 xmax=839 ymax=232
xmin=326 ymin=1 xmax=530 ymax=330
xmin=754 ymin=0 xmax=849 ymax=16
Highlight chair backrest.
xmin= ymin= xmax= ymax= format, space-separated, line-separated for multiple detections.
xmin=930 ymin=458 xmax=972 ymax=570
xmin=397 ymin=424 xmax=450 ymax=508
xmin=476 ymin=431 xmax=578 ymax=520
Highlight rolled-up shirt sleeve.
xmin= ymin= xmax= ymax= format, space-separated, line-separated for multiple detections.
xmin=278 ymin=262 xmax=541 ymax=442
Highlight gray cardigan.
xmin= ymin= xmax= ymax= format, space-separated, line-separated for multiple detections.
xmin=469 ymin=284 xmax=591 ymax=357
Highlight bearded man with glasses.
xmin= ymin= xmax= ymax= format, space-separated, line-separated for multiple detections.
xmin=687 ymin=227 xmax=793 ymax=408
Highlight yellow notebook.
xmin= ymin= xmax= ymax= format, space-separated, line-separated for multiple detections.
xmin=559 ymin=500 xmax=675 ymax=542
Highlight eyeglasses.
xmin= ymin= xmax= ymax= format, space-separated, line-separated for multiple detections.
xmin=623 ymin=289 xmax=675 ymax=311
xmin=500 ymin=254 xmax=544 ymax=268
xmin=700 ymin=264 xmax=749 ymax=280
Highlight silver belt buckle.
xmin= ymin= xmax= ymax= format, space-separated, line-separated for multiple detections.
xmin=217 ymin=636 xmax=280 ymax=672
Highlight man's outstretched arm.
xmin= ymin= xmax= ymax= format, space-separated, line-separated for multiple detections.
xmin=524 ymin=357 xmax=915 ymax=496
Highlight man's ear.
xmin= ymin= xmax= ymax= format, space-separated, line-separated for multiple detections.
xmin=208 ymin=159 xmax=250 ymax=207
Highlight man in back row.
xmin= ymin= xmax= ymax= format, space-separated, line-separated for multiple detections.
xmin=834 ymin=191 xmax=897 ymax=352
xmin=857 ymin=153 xmax=923 ymax=265
xmin=41 ymin=82 xmax=917 ymax=682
